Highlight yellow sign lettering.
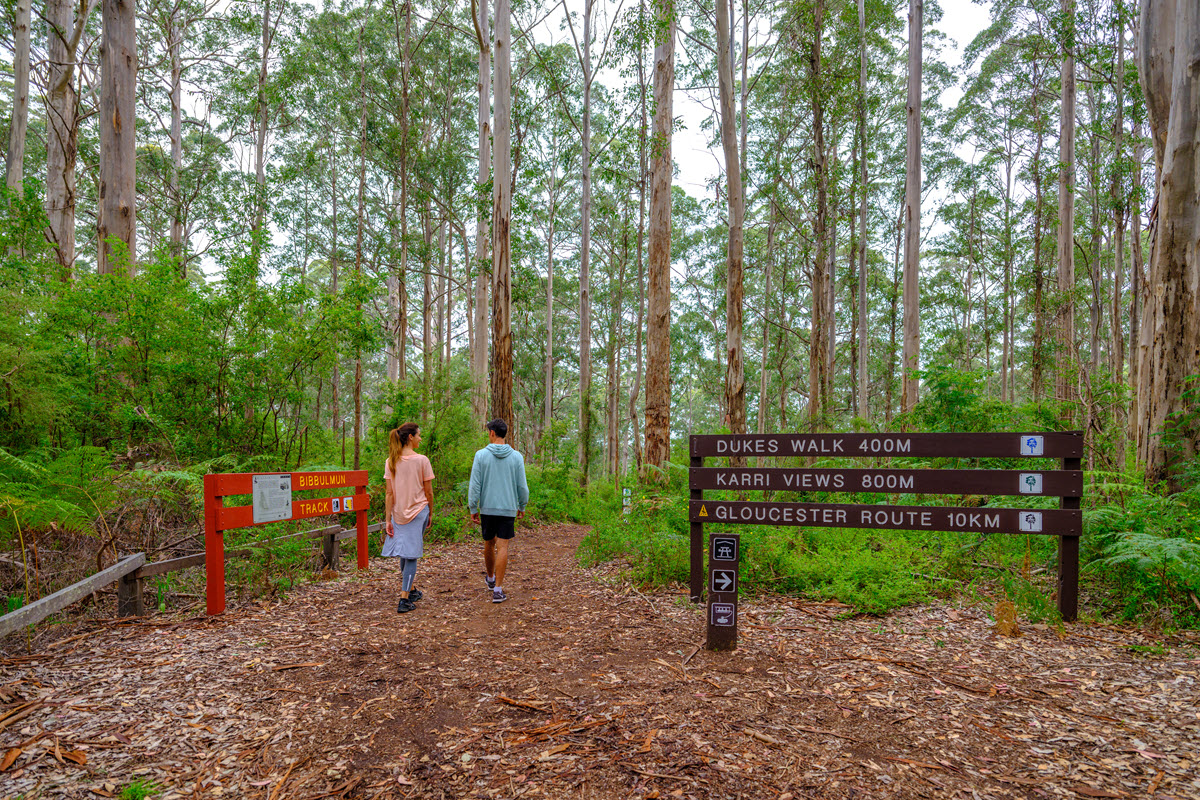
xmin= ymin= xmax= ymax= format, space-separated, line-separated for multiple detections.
xmin=295 ymin=473 xmax=349 ymax=491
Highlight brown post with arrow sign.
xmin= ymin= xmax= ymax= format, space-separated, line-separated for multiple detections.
xmin=707 ymin=533 xmax=740 ymax=650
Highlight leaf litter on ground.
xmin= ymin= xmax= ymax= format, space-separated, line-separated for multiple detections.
xmin=0 ymin=523 xmax=1197 ymax=799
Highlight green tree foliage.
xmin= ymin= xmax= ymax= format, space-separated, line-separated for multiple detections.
xmin=1 ymin=0 xmax=1197 ymax=627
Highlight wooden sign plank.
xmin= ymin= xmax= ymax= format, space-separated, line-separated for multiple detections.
xmin=689 ymin=467 xmax=1083 ymax=496
xmin=690 ymin=432 xmax=1083 ymax=459
xmin=213 ymin=470 xmax=369 ymax=497
xmin=689 ymin=500 xmax=1081 ymax=535
xmin=217 ymin=493 xmax=370 ymax=532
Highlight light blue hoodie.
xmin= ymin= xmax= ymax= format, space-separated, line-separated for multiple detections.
xmin=468 ymin=443 xmax=530 ymax=517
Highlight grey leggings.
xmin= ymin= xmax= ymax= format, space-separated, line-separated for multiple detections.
xmin=399 ymin=557 xmax=419 ymax=593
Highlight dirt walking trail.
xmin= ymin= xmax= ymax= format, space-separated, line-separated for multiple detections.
xmin=1 ymin=522 xmax=1198 ymax=799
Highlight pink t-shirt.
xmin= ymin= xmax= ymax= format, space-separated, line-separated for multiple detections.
xmin=384 ymin=454 xmax=435 ymax=524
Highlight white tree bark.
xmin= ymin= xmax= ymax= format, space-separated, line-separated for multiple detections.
xmin=1136 ymin=0 xmax=1200 ymax=487
xmin=643 ymin=0 xmax=674 ymax=474
xmin=98 ymin=0 xmax=137 ymax=274
xmin=578 ymin=0 xmax=594 ymax=479
xmin=472 ymin=0 xmax=491 ymax=421
xmin=387 ymin=181 xmax=401 ymax=383
xmin=1055 ymin=0 xmax=1077 ymax=406
xmin=901 ymin=0 xmax=922 ymax=412
xmin=717 ymin=0 xmax=746 ymax=440
xmin=4 ymin=0 xmax=31 ymax=194
xmin=45 ymin=0 xmax=93 ymax=279
xmin=168 ymin=9 xmax=184 ymax=264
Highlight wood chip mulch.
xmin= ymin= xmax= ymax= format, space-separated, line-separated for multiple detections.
xmin=1 ymin=522 xmax=1198 ymax=799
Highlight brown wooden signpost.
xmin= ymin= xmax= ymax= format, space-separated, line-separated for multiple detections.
xmin=691 ymin=432 xmax=1083 ymax=650
xmin=204 ymin=470 xmax=370 ymax=615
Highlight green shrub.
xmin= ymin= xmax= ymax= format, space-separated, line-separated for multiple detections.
xmin=119 ymin=780 xmax=160 ymax=800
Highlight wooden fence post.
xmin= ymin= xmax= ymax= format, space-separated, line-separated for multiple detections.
xmin=116 ymin=555 xmax=143 ymax=617
xmin=322 ymin=531 xmax=339 ymax=571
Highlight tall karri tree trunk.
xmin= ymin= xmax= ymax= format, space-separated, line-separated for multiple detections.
xmin=1110 ymin=13 xmax=1127 ymax=466
xmin=167 ymin=9 xmax=184 ymax=269
xmin=578 ymin=0 xmax=595 ymax=482
xmin=353 ymin=7 xmax=369 ymax=470
xmin=471 ymin=0 xmax=491 ymax=421
xmin=5 ymin=0 xmax=31 ymax=194
xmin=629 ymin=12 xmax=648 ymax=471
xmin=491 ymin=0 xmax=513 ymax=430
xmin=98 ymin=0 xmax=136 ymax=274
xmin=900 ymin=0 xmax=922 ymax=414
xmin=643 ymin=0 xmax=675 ymax=475
xmin=855 ymin=0 xmax=869 ymax=419
xmin=1055 ymin=0 xmax=1077 ymax=408
xmin=387 ymin=181 xmax=401 ymax=382
xmin=46 ymin=0 xmax=91 ymax=279
xmin=807 ymin=0 xmax=829 ymax=424
xmin=1136 ymin=0 xmax=1200 ymax=489
xmin=716 ymin=0 xmax=745 ymax=445
xmin=250 ymin=0 xmax=274 ymax=268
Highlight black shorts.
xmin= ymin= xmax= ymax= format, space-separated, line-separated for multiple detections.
xmin=480 ymin=514 xmax=516 ymax=541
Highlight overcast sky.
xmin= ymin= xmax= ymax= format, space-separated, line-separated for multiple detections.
xmin=669 ymin=2 xmax=995 ymax=200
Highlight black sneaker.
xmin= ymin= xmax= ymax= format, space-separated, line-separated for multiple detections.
xmin=491 ymin=588 xmax=507 ymax=604
xmin=485 ymin=575 xmax=496 ymax=590
xmin=408 ymin=589 xmax=423 ymax=602
xmin=397 ymin=597 xmax=416 ymax=613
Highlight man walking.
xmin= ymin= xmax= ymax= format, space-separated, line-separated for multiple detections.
xmin=468 ymin=419 xmax=529 ymax=603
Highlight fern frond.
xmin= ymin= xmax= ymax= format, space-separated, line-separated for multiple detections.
xmin=0 ymin=447 xmax=47 ymax=482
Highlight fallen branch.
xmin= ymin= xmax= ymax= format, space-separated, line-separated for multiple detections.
xmin=496 ymin=695 xmax=551 ymax=713
xmin=743 ymin=728 xmax=784 ymax=746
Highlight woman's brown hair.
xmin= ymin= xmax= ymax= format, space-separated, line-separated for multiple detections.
xmin=387 ymin=422 xmax=420 ymax=471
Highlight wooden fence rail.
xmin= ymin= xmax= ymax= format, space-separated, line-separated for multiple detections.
xmin=0 ymin=520 xmax=381 ymax=638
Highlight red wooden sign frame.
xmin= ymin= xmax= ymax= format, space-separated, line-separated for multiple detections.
xmin=203 ymin=471 xmax=370 ymax=615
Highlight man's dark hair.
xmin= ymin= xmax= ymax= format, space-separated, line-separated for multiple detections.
xmin=486 ymin=418 xmax=508 ymax=439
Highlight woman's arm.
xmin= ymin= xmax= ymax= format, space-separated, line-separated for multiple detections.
xmin=422 ymin=478 xmax=433 ymax=509
xmin=384 ymin=477 xmax=395 ymax=536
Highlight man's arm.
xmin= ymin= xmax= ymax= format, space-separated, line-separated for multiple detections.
xmin=516 ymin=455 xmax=529 ymax=516
xmin=467 ymin=452 xmax=482 ymax=518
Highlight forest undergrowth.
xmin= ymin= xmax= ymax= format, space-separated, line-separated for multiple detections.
xmin=2 ymin=392 xmax=1199 ymax=638
xmin=0 ymin=285 xmax=1197 ymax=633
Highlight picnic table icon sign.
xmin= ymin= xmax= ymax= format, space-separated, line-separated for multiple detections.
xmin=711 ymin=536 xmax=738 ymax=562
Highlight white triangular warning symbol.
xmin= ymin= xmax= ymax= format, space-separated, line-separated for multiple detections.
xmin=699 ymin=505 xmax=708 ymax=517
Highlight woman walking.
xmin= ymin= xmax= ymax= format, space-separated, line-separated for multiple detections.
xmin=383 ymin=422 xmax=434 ymax=613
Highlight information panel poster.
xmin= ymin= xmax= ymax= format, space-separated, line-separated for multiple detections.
xmin=252 ymin=473 xmax=292 ymax=524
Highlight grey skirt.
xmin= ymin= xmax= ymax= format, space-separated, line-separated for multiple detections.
xmin=381 ymin=506 xmax=428 ymax=559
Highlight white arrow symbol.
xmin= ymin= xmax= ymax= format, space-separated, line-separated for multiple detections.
xmin=714 ymin=571 xmax=734 ymax=591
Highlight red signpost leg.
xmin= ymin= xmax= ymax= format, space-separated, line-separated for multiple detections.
xmin=356 ymin=488 xmax=368 ymax=570
xmin=203 ymin=474 xmax=225 ymax=615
